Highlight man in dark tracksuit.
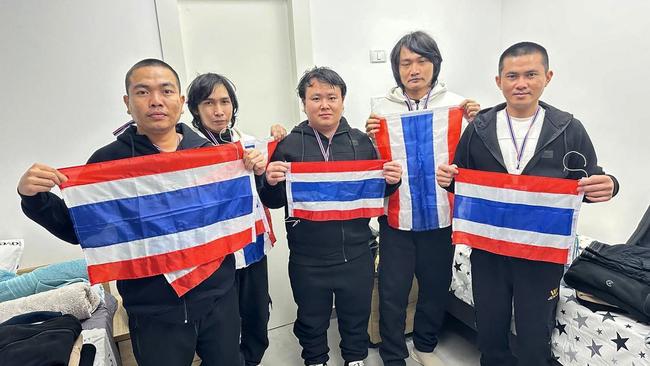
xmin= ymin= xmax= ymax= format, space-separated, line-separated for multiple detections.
xmin=437 ymin=42 xmax=619 ymax=366
xmin=260 ymin=67 xmax=402 ymax=366
xmin=17 ymin=59 xmax=250 ymax=366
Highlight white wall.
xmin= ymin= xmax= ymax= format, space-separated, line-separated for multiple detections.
xmin=500 ymin=0 xmax=650 ymax=243
xmin=0 ymin=0 xmax=162 ymax=267
xmin=310 ymin=0 xmax=649 ymax=243
xmin=309 ymin=0 xmax=504 ymax=131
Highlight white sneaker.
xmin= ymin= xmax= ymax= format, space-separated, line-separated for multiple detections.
xmin=348 ymin=361 xmax=365 ymax=366
xmin=411 ymin=348 xmax=444 ymax=366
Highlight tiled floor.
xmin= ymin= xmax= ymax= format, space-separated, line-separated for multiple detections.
xmin=263 ymin=315 xmax=481 ymax=365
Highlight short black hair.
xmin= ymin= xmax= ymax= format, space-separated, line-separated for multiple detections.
xmin=186 ymin=73 xmax=239 ymax=130
xmin=498 ymin=41 xmax=549 ymax=75
xmin=390 ymin=31 xmax=443 ymax=89
xmin=124 ymin=58 xmax=181 ymax=95
xmin=297 ymin=66 xmax=347 ymax=101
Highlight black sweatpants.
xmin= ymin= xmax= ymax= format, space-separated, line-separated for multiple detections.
xmin=377 ymin=220 xmax=454 ymax=366
xmin=289 ymin=251 xmax=374 ymax=365
xmin=471 ymin=249 xmax=564 ymax=366
xmin=128 ymin=284 xmax=241 ymax=366
xmin=236 ymin=256 xmax=271 ymax=366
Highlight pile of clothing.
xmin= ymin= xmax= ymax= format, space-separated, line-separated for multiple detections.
xmin=564 ymin=205 xmax=650 ymax=323
xmin=0 ymin=258 xmax=119 ymax=366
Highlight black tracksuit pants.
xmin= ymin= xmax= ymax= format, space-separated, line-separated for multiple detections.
xmin=377 ymin=220 xmax=454 ymax=366
xmin=128 ymin=284 xmax=241 ymax=366
xmin=236 ymin=256 xmax=271 ymax=366
xmin=471 ymin=249 xmax=564 ymax=366
xmin=289 ymin=251 xmax=374 ymax=365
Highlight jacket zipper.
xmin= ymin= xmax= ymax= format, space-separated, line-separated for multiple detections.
xmin=183 ymin=298 xmax=189 ymax=324
xmin=341 ymin=225 xmax=348 ymax=262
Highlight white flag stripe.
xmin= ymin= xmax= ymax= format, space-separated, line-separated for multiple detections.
xmin=292 ymin=198 xmax=385 ymax=211
xmin=453 ymin=219 xmax=574 ymax=249
xmin=386 ymin=113 xmax=414 ymax=229
xmin=164 ymin=265 xmax=196 ymax=283
xmin=456 ymin=182 xmax=581 ymax=210
xmin=64 ymin=160 xmax=246 ymax=208
xmin=84 ymin=212 xmax=255 ymax=265
xmin=289 ymin=170 xmax=383 ymax=182
xmin=433 ymin=110 xmax=452 ymax=227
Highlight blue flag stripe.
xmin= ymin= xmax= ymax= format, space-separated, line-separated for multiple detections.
xmin=70 ymin=176 xmax=253 ymax=247
xmin=453 ymin=195 xmax=574 ymax=236
xmin=243 ymin=234 xmax=267 ymax=265
xmin=291 ymin=179 xmax=385 ymax=202
xmin=402 ymin=112 xmax=439 ymax=229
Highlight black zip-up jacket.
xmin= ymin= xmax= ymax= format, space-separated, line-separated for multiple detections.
xmin=259 ymin=118 xmax=400 ymax=266
xmin=447 ymin=101 xmax=620 ymax=197
xmin=19 ymin=123 xmax=235 ymax=324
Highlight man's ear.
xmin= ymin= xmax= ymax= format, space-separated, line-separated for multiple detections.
xmin=123 ymin=95 xmax=131 ymax=115
xmin=545 ymin=70 xmax=554 ymax=86
xmin=495 ymin=75 xmax=502 ymax=90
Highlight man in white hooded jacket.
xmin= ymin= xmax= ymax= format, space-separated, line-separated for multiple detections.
xmin=365 ymin=31 xmax=480 ymax=366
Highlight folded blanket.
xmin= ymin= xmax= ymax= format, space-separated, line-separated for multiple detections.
xmin=0 ymin=282 xmax=100 ymax=323
xmin=0 ymin=259 xmax=88 ymax=302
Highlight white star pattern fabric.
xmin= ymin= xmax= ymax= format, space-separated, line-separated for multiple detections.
xmin=450 ymin=237 xmax=650 ymax=364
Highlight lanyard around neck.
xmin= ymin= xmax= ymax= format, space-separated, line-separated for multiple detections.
xmin=402 ymin=87 xmax=433 ymax=111
xmin=505 ymin=106 xmax=541 ymax=170
xmin=312 ymin=127 xmax=332 ymax=161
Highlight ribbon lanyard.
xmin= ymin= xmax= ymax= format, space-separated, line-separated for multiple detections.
xmin=312 ymin=127 xmax=332 ymax=161
xmin=402 ymin=87 xmax=433 ymax=111
xmin=505 ymin=106 xmax=541 ymax=170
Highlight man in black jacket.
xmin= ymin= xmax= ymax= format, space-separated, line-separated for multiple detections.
xmin=436 ymin=42 xmax=619 ymax=366
xmin=261 ymin=67 xmax=402 ymax=366
xmin=16 ymin=59 xmax=263 ymax=366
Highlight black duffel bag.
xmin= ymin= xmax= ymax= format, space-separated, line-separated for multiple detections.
xmin=564 ymin=240 xmax=650 ymax=323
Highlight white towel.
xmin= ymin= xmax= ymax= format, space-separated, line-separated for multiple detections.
xmin=0 ymin=282 xmax=100 ymax=323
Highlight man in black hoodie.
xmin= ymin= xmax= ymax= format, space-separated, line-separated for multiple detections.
xmin=17 ymin=59 xmax=255 ymax=366
xmin=437 ymin=42 xmax=619 ymax=366
xmin=260 ymin=67 xmax=402 ymax=366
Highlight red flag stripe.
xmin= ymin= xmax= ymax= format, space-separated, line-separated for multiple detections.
xmin=289 ymin=160 xmax=387 ymax=173
xmin=453 ymin=231 xmax=569 ymax=264
xmin=169 ymin=257 xmax=225 ymax=297
xmin=60 ymin=143 xmax=245 ymax=188
xmin=86 ymin=228 xmax=252 ymax=284
xmin=456 ymin=168 xmax=579 ymax=195
xmin=292 ymin=207 xmax=385 ymax=221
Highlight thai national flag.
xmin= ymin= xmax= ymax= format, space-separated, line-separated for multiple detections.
xmin=286 ymin=160 xmax=387 ymax=221
xmin=59 ymin=143 xmax=257 ymax=285
xmin=375 ymin=106 xmax=463 ymax=231
xmin=452 ymin=168 xmax=584 ymax=264
xmin=165 ymin=136 xmax=278 ymax=295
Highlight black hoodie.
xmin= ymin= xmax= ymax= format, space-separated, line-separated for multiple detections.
xmin=20 ymin=123 xmax=235 ymax=324
xmin=259 ymin=118 xmax=399 ymax=266
xmin=446 ymin=101 xmax=619 ymax=197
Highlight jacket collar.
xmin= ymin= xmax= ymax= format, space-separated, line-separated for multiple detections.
xmin=292 ymin=117 xmax=352 ymax=137
xmin=472 ymin=101 xmax=574 ymax=172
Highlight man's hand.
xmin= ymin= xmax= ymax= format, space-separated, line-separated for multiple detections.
xmin=459 ymin=99 xmax=480 ymax=122
xmin=18 ymin=163 xmax=68 ymax=196
xmin=270 ymin=124 xmax=288 ymax=141
xmin=265 ymin=161 xmax=290 ymax=186
xmin=578 ymin=175 xmax=614 ymax=202
xmin=365 ymin=113 xmax=383 ymax=139
xmin=244 ymin=148 xmax=267 ymax=176
xmin=436 ymin=164 xmax=459 ymax=188
xmin=382 ymin=161 xmax=402 ymax=185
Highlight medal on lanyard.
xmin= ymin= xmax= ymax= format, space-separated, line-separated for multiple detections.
xmin=505 ymin=106 xmax=541 ymax=170
xmin=312 ymin=127 xmax=332 ymax=161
